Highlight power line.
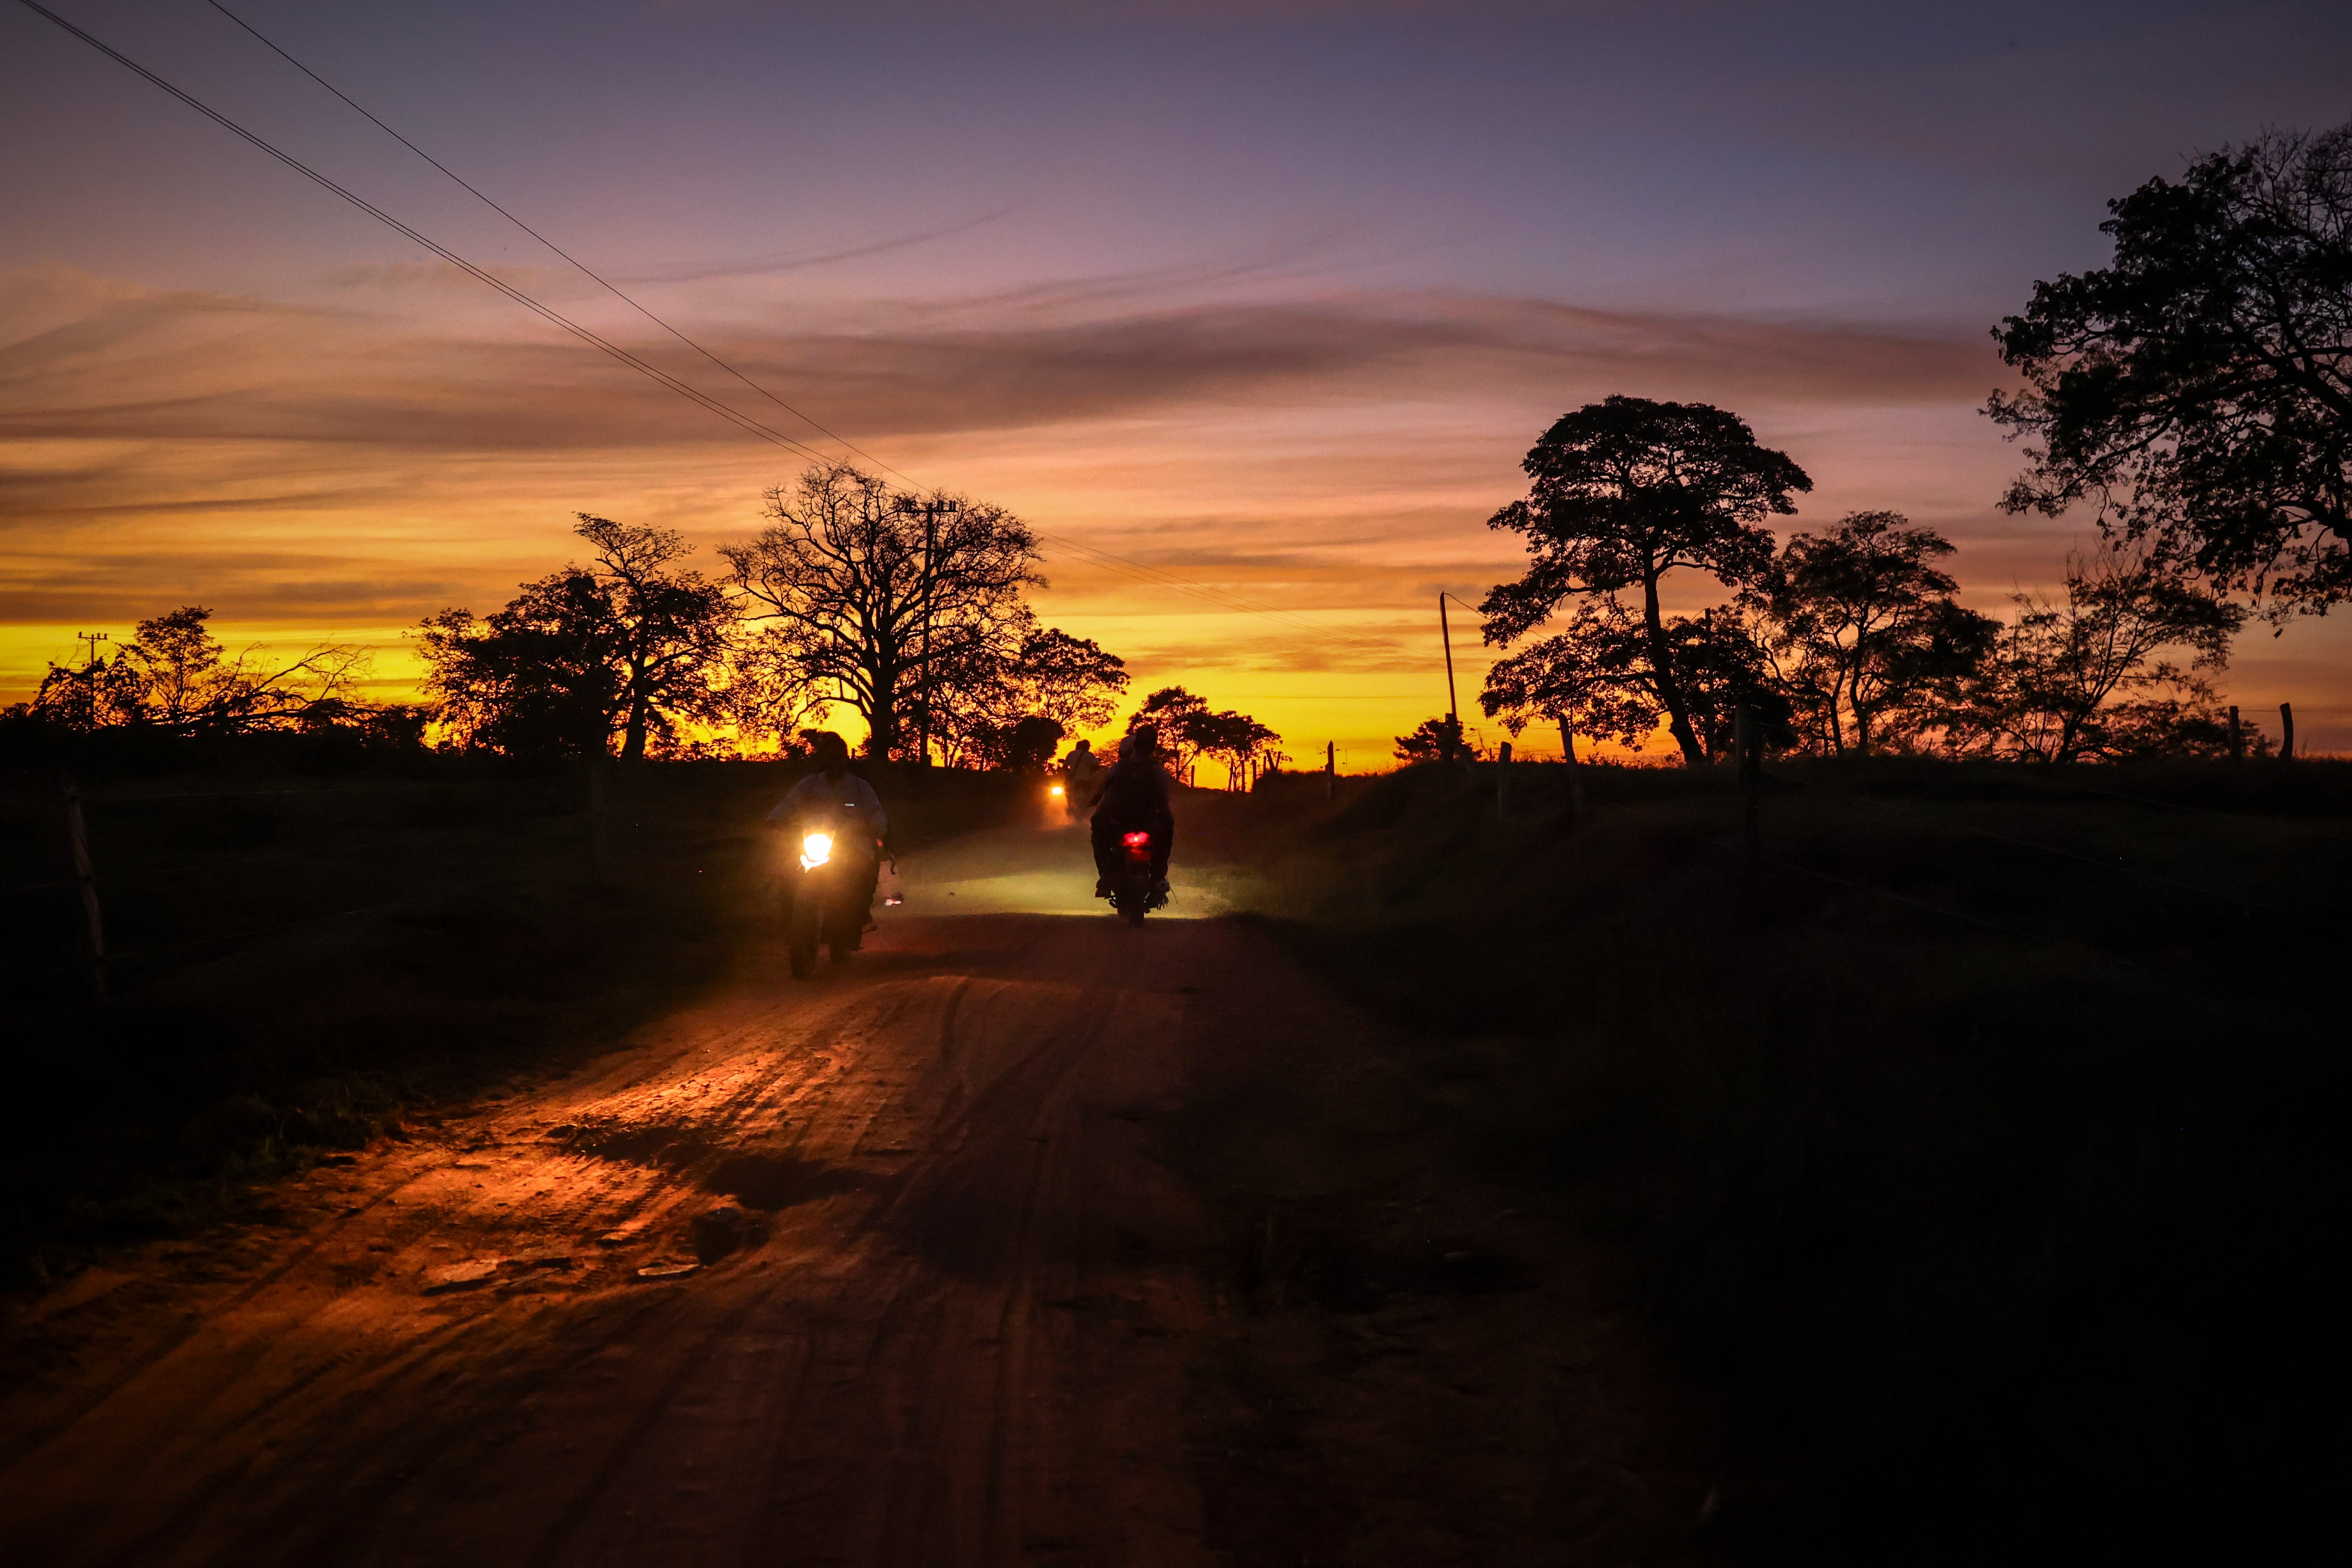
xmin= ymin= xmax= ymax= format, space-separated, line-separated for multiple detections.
xmin=199 ymin=0 xmax=903 ymax=485
xmin=32 ymin=0 xmax=1441 ymax=669
xmin=14 ymin=0 xmax=834 ymax=467
xmin=188 ymin=0 xmax=1431 ymax=665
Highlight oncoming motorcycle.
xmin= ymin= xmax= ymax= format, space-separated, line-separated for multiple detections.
xmin=782 ymin=827 xmax=875 ymax=979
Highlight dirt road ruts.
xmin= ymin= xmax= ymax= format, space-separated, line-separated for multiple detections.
xmin=0 ymin=913 xmax=1226 ymax=1567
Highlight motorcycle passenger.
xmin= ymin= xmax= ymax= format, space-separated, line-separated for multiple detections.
xmin=768 ymin=732 xmax=889 ymax=950
xmin=1090 ymin=730 xmax=1174 ymax=899
xmin=1062 ymin=739 xmax=1100 ymax=820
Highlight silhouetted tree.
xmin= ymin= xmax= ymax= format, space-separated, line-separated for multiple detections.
xmin=1479 ymin=597 xmax=1787 ymax=761
xmin=572 ymin=517 xmax=736 ymax=762
xmin=420 ymin=573 xmax=624 ymax=758
xmin=1128 ymin=686 xmax=1213 ymax=777
xmin=995 ymin=715 xmax=1066 ymax=773
xmin=1482 ymin=396 xmax=1812 ymax=764
xmin=1747 ymin=512 xmax=2000 ymax=754
xmin=1949 ymin=545 xmax=2246 ymax=762
xmin=1008 ymin=626 xmax=1129 ymax=733
xmin=1479 ymin=604 xmax=1658 ymax=753
xmin=1393 ymin=716 xmax=1466 ymax=765
xmin=1193 ymin=708 xmax=1282 ymax=788
xmin=27 ymin=606 xmax=368 ymax=736
xmin=1990 ymin=122 xmax=2352 ymax=618
xmin=1122 ymin=686 xmax=1275 ymax=785
xmin=420 ymin=517 xmax=732 ymax=760
xmin=929 ymin=621 xmax=1129 ymax=768
xmin=723 ymin=462 xmax=1041 ymax=760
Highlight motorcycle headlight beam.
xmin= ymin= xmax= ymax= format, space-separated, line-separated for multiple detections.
xmin=799 ymin=831 xmax=834 ymax=871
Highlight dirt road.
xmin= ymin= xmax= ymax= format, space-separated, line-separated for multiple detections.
xmin=1 ymin=905 xmax=1241 ymax=1567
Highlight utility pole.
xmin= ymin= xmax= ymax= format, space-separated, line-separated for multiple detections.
xmin=914 ymin=499 xmax=938 ymax=769
xmin=76 ymin=631 xmax=109 ymax=669
xmin=2280 ymin=701 xmax=2296 ymax=760
xmin=1438 ymin=595 xmax=1459 ymax=725
xmin=1325 ymin=740 xmax=1335 ymax=801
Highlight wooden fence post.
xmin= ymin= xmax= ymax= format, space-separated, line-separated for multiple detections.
xmin=1496 ymin=741 xmax=1511 ymax=819
xmin=2228 ymin=705 xmax=2243 ymax=761
xmin=2280 ymin=701 xmax=2296 ymax=760
xmin=58 ymin=772 xmax=105 ymax=1003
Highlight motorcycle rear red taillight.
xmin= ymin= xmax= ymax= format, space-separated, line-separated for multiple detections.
xmin=1122 ymin=831 xmax=1151 ymax=847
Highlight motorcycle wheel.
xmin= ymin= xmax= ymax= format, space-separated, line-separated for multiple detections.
xmin=1120 ymin=868 xmax=1149 ymax=926
xmin=787 ymin=895 xmax=822 ymax=980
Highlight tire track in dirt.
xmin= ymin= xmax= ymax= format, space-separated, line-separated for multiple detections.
xmin=0 ymin=912 xmax=1224 ymax=1568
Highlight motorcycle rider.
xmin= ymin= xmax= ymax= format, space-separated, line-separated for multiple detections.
xmin=1090 ymin=729 xmax=1174 ymax=900
xmin=1061 ymin=738 xmax=1100 ymax=821
xmin=768 ymin=732 xmax=889 ymax=952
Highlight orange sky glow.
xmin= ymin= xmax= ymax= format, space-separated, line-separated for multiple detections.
xmin=6 ymin=2 xmax=2349 ymax=768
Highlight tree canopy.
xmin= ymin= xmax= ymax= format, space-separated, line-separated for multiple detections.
xmin=723 ymin=463 xmax=1041 ymax=760
xmin=419 ymin=516 xmax=732 ymax=761
xmin=27 ymin=607 xmax=368 ymax=737
xmin=1951 ymin=546 xmax=2247 ymax=763
xmin=930 ymin=621 xmax=1129 ymax=769
xmin=1990 ymin=122 xmax=2352 ymax=617
xmin=1747 ymin=512 xmax=2000 ymax=755
xmin=1127 ymin=685 xmax=1280 ymax=786
xmin=1481 ymin=396 xmax=1812 ymax=764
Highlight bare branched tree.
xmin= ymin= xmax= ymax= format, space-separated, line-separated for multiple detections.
xmin=722 ymin=463 xmax=1042 ymax=760
xmin=1950 ymin=545 xmax=2246 ymax=762
xmin=34 ymin=606 xmax=373 ymax=736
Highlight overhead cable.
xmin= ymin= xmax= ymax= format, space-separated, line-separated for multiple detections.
xmin=15 ymin=0 xmax=834 ymax=465
xmin=29 ymin=0 xmax=1435 ymax=666
xmin=190 ymin=0 xmax=1422 ymax=662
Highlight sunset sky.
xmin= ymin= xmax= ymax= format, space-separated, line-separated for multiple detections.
xmin=6 ymin=0 xmax=2351 ymax=763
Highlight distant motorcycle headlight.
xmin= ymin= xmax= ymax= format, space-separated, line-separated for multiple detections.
xmin=1050 ymin=784 xmax=1065 ymax=796
xmin=799 ymin=831 xmax=834 ymax=871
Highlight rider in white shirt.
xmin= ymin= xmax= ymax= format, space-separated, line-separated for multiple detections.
xmin=768 ymin=732 xmax=888 ymax=939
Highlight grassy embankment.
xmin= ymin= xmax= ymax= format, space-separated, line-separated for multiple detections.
xmin=1181 ymin=758 xmax=2347 ymax=1565
xmin=0 ymin=759 xmax=1029 ymax=1284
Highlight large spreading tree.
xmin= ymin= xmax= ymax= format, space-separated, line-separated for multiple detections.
xmin=1990 ymin=122 xmax=2352 ymax=618
xmin=723 ymin=462 xmax=1041 ymax=760
xmin=1746 ymin=512 xmax=2000 ymax=755
xmin=1481 ymin=395 xmax=1812 ymax=765
xmin=419 ymin=516 xmax=733 ymax=761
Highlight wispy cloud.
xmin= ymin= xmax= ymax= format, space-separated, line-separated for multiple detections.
xmin=0 ymin=267 xmax=1998 ymax=463
xmin=0 ymin=259 xmax=2008 ymax=710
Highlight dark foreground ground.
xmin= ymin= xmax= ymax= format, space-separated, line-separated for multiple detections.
xmin=4 ymin=757 xmax=2345 ymax=1565
xmin=0 ymin=883 xmax=1719 ymax=1566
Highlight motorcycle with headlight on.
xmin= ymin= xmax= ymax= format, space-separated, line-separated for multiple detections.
xmin=1109 ymin=827 xmax=1166 ymax=926
xmin=783 ymin=826 xmax=871 ymax=979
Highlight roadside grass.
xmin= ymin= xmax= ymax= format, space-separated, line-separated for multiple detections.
xmin=1213 ymin=757 xmax=2348 ymax=1565
xmin=0 ymin=760 xmax=1029 ymax=1286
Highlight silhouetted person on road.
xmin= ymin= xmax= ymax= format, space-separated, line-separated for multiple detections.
xmin=1062 ymin=739 xmax=1101 ymax=820
xmin=768 ymin=732 xmax=888 ymax=946
xmin=1090 ymin=730 xmax=1174 ymax=898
